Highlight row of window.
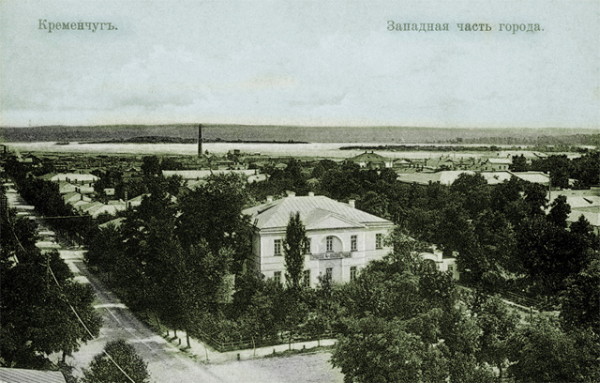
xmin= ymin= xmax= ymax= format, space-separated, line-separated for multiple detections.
xmin=273 ymin=234 xmax=383 ymax=256
xmin=272 ymin=266 xmax=358 ymax=286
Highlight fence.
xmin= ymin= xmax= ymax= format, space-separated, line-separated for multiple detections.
xmin=194 ymin=328 xmax=333 ymax=353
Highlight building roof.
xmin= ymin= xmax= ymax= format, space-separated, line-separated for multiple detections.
xmin=62 ymin=191 xmax=83 ymax=204
xmin=348 ymin=151 xmax=387 ymax=163
xmin=243 ymin=195 xmax=393 ymax=231
xmin=553 ymin=195 xmax=600 ymax=209
xmin=569 ymin=207 xmax=600 ymax=226
xmin=397 ymin=171 xmax=475 ymax=186
xmin=127 ymin=193 xmax=150 ymax=203
xmin=0 ymin=367 xmax=67 ymax=383
xmin=487 ymin=158 xmax=512 ymax=165
xmin=511 ymin=172 xmax=550 ymax=184
xmin=99 ymin=217 xmax=126 ymax=229
xmin=480 ymin=172 xmax=514 ymax=185
xmin=84 ymin=203 xmax=127 ymax=218
xmin=58 ymin=182 xmax=77 ymax=194
xmin=47 ymin=173 xmax=99 ymax=182
xmin=397 ymin=170 xmax=553 ymax=187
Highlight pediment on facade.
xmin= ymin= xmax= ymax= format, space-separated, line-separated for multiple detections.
xmin=305 ymin=209 xmax=365 ymax=230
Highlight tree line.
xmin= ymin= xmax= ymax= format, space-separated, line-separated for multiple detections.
xmin=0 ymin=186 xmax=101 ymax=374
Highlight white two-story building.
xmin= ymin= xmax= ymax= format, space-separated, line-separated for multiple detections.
xmin=242 ymin=192 xmax=394 ymax=287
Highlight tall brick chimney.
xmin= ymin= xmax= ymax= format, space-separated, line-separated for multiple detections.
xmin=198 ymin=124 xmax=203 ymax=157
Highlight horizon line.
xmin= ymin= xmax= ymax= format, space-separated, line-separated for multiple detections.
xmin=1 ymin=123 xmax=598 ymax=131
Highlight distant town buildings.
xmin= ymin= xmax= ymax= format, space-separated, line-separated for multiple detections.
xmin=484 ymin=158 xmax=512 ymax=171
xmin=162 ymin=169 xmax=265 ymax=182
xmin=396 ymin=170 xmax=550 ymax=186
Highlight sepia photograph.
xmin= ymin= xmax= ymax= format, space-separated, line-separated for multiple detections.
xmin=1 ymin=1 xmax=598 ymax=382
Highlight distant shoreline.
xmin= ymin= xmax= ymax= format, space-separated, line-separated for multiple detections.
xmin=78 ymin=136 xmax=309 ymax=145
xmin=2 ymin=125 xmax=598 ymax=146
xmin=340 ymin=144 xmax=598 ymax=152
xmin=340 ymin=144 xmax=528 ymax=152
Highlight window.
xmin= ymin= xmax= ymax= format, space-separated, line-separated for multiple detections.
xmin=304 ymin=238 xmax=311 ymax=254
xmin=350 ymin=266 xmax=357 ymax=282
xmin=351 ymin=235 xmax=357 ymax=251
xmin=273 ymin=271 xmax=281 ymax=285
xmin=326 ymin=236 xmax=334 ymax=252
xmin=274 ymin=239 xmax=282 ymax=256
xmin=326 ymin=267 xmax=333 ymax=280
xmin=375 ymin=233 xmax=383 ymax=249
xmin=303 ymin=270 xmax=310 ymax=287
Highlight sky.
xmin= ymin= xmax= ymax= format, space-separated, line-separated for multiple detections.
xmin=0 ymin=0 xmax=598 ymax=129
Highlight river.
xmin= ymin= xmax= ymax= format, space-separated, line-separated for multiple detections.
xmin=4 ymin=141 xmax=561 ymax=160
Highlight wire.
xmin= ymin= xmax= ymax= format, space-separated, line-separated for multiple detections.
xmin=3 ymin=191 xmax=137 ymax=383
xmin=48 ymin=266 xmax=137 ymax=383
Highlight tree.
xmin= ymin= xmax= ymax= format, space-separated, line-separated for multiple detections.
xmin=517 ymin=215 xmax=570 ymax=297
xmin=474 ymin=295 xmax=520 ymax=380
xmin=433 ymin=202 xmax=475 ymax=257
xmin=83 ymin=339 xmax=149 ymax=383
xmin=571 ymin=151 xmax=600 ymax=187
xmin=459 ymin=209 xmax=517 ymax=288
xmin=510 ymin=154 xmax=528 ymax=172
xmin=450 ymin=172 xmax=490 ymax=217
xmin=560 ymin=259 xmax=600 ymax=335
xmin=357 ymin=191 xmax=390 ymax=219
xmin=331 ymin=316 xmax=449 ymax=383
xmin=176 ymin=174 xmax=251 ymax=272
xmin=507 ymin=316 xmax=600 ymax=383
xmin=547 ymin=155 xmax=571 ymax=188
xmin=236 ymin=277 xmax=280 ymax=345
xmin=284 ymin=158 xmax=308 ymax=194
xmin=331 ymin=234 xmax=493 ymax=383
xmin=0 ymin=249 xmax=101 ymax=368
xmin=379 ymin=167 xmax=398 ymax=184
xmin=530 ymin=155 xmax=571 ymax=188
xmin=85 ymin=224 xmax=123 ymax=278
xmin=548 ymin=194 xmax=571 ymax=228
xmin=490 ymin=176 xmax=526 ymax=225
xmin=568 ymin=215 xmax=598 ymax=272
xmin=141 ymin=155 xmax=161 ymax=177
xmin=283 ymin=212 xmax=307 ymax=290
xmin=160 ymin=157 xmax=183 ymax=170
xmin=523 ymin=182 xmax=548 ymax=216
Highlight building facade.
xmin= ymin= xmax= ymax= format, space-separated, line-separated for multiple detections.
xmin=243 ymin=193 xmax=394 ymax=287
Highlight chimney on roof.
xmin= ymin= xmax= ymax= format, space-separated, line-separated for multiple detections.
xmin=266 ymin=195 xmax=273 ymax=203
xmin=198 ymin=124 xmax=203 ymax=157
xmin=308 ymin=191 xmax=315 ymax=197
xmin=286 ymin=191 xmax=296 ymax=197
xmin=348 ymin=199 xmax=355 ymax=208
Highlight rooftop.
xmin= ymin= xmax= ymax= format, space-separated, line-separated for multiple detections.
xmin=511 ymin=171 xmax=550 ymax=184
xmin=487 ymin=158 xmax=512 ymax=164
xmin=243 ymin=195 xmax=392 ymax=231
xmin=348 ymin=151 xmax=387 ymax=163
xmin=0 ymin=367 xmax=66 ymax=383
xmin=41 ymin=173 xmax=100 ymax=182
